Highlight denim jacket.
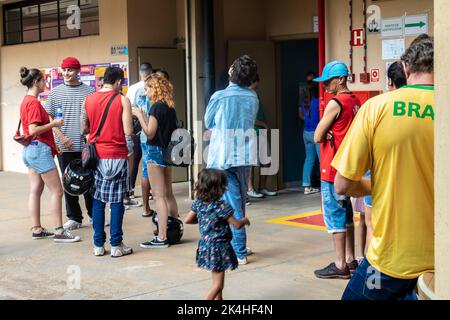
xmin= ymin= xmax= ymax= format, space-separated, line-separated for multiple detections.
xmin=205 ymin=83 xmax=259 ymax=170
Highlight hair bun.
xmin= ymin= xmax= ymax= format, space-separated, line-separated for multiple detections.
xmin=20 ymin=67 xmax=30 ymax=79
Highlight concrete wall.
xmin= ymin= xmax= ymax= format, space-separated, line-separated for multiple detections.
xmin=326 ymin=0 xmax=434 ymax=92
xmin=266 ymin=0 xmax=317 ymax=38
xmin=434 ymin=0 xmax=450 ymax=300
xmin=127 ymin=0 xmax=186 ymax=84
xmin=0 ymin=0 xmax=128 ymax=173
xmin=0 ymin=6 xmax=3 ymax=171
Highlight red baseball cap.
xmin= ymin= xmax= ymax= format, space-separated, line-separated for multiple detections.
xmin=61 ymin=57 xmax=81 ymax=70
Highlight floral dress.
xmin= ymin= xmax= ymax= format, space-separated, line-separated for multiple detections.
xmin=191 ymin=198 xmax=238 ymax=272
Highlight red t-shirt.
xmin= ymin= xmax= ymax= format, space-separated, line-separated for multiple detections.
xmin=85 ymin=91 xmax=128 ymax=159
xmin=20 ymin=95 xmax=58 ymax=156
xmin=320 ymin=93 xmax=361 ymax=183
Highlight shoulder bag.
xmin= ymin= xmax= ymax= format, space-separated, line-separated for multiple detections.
xmin=81 ymin=93 xmax=119 ymax=169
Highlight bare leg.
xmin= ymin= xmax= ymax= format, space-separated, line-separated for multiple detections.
xmin=142 ymin=177 xmax=151 ymax=214
xmin=364 ymin=205 xmax=373 ymax=253
xmin=28 ymin=169 xmax=45 ymax=232
xmin=345 ymin=225 xmax=355 ymax=263
xmin=40 ymin=168 xmax=64 ymax=234
xmin=148 ymin=163 xmax=169 ymax=240
xmin=163 ymin=167 xmax=179 ymax=218
xmin=356 ymin=213 xmax=367 ymax=258
xmin=332 ymin=232 xmax=347 ymax=270
xmin=205 ymin=271 xmax=225 ymax=300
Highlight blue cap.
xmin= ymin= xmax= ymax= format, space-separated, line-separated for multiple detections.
xmin=314 ymin=61 xmax=349 ymax=82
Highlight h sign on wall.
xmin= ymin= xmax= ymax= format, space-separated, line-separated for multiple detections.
xmin=352 ymin=29 xmax=365 ymax=46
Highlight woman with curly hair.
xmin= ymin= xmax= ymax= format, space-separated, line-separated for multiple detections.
xmin=132 ymin=73 xmax=179 ymax=248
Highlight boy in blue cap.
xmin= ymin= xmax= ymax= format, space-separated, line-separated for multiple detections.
xmin=313 ymin=61 xmax=360 ymax=279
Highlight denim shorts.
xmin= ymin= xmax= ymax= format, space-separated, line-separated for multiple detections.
xmin=363 ymin=171 xmax=372 ymax=207
xmin=141 ymin=143 xmax=149 ymax=178
xmin=22 ymin=140 xmax=57 ymax=174
xmin=146 ymin=144 xmax=167 ymax=168
xmin=321 ymin=180 xmax=354 ymax=233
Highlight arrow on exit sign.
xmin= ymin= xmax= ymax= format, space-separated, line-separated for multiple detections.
xmin=404 ymin=15 xmax=428 ymax=36
xmin=405 ymin=21 xmax=426 ymax=28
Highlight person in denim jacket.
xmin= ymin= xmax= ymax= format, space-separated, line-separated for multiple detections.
xmin=205 ymin=55 xmax=259 ymax=265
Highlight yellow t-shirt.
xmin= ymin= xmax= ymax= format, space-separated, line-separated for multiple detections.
xmin=332 ymin=85 xmax=435 ymax=279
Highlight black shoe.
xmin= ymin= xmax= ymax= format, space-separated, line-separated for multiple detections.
xmin=140 ymin=236 xmax=169 ymax=249
xmin=347 ymin=260 xmax=359 ymax=273
xmin=32 ymin=228 xmax=55 ymax=240
xmin=314 ymin=263 xmax=351 ymax=279
xmin=142 ymin=209 xmax=157 ymax=218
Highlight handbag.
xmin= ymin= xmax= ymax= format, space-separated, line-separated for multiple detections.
xmin=82 ymin=93 xmax=119 ymax=169
xmin=160 ymin=118 xmax=195 ymax=168
xmin=13 ymin=120 xmax=33 ymax=147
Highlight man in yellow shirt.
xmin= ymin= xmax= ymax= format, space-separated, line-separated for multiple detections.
xmin=332 ymin=34 xmax=434 ymax=300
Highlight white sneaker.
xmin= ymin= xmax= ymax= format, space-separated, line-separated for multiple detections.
xmin=124 ymin=199 xmax=142 ymax=208
xmin=260 ymin=189 xmax=277 ymax=197
xmin=63 ymin=220 xmax=82 ymax=231
xmin=246 ymin=247 xmax=253 ymax=256
xmin=237 ymin=257 xmax=248 ymax=265
xmin=94 ymin=246 xmax=105 ymax=256
xmin=111 ymin=242 xmax=133 ymax=258
xmin=247 ymin=190 xmax=264 ymax=199
xmin=304 ymin=187 xmax=320 ymax=195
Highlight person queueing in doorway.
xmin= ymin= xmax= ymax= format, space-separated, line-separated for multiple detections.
xmin=313 ymin=61 xmax=360 ymax=279
xmin=185 ymin=169 xmax=250 ymax=300
xmin=333 ymin=35 xmax=434 ymax=300
xmin=205 ymin=55 xmax=259 ymax=265
xmin=133 ymin=73 xmax=179 ymax=249
xmin=247 ymin=74 xmax=278 ymax=200
xmin=359 ymin=60 xmax=408 ymax=255
xmin=19 ymin=67 xmax=81 ymax=243
xmin=299 ymin=79 xmax=321 ymax=195
xmin=44 ymin=57 xmax=96 ymax=230
xmin=82 ymin=66 xmax=134 ymax=257
xmin=126 ymin=62 xmax=156 ymax=217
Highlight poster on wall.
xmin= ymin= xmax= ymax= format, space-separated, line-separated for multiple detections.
xmin=93 ymin=63 xmax=110 ymax=91
xmin=111 ymin=62 xmax=129 ymax=95
xmin=38 ymin=62 xmax=129 ymax=103
xmin=382 ymin=38 xmax=405 ymax=60
xmin=39 ymin=68 xmax=53 ymax=103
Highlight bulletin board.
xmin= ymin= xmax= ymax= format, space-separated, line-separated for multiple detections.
xmin=39 ymin=62 xmax=129 ymax=103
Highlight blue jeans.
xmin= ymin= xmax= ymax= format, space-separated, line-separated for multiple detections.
xmin=141 ymin=143 xmax=149 ymax=179
xmin=342 ymin=259 xmax=418 ymax=300
xmin=223 ymin=166 xmax=250 ymax=259
xmin=92 ymin=198 xmax=125 ymax=247
xmin=302 ymin=130 xmax=320 ymax=187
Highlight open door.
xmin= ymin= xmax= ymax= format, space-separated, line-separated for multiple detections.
xmin=227 ymin=40 xmax=279 ymax=190
xmin=137 ymin=48 xmax=188 ymax=183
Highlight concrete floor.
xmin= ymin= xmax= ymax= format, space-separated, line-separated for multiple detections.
xmin=0 ymin=172 xmax=349 ymax=300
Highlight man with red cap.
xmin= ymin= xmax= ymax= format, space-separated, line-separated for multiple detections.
xmin=45 ymin=57 xmax=96 ymax=230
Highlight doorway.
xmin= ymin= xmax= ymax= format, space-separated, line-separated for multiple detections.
xmin=279 ymin=38 xmax=319 ymax=188
xmin=137 ymin=47 xmax=188 ymax=183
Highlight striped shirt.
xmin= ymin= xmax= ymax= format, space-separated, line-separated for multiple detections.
xmin=45 ymin=83 xmax=95 ymax=152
